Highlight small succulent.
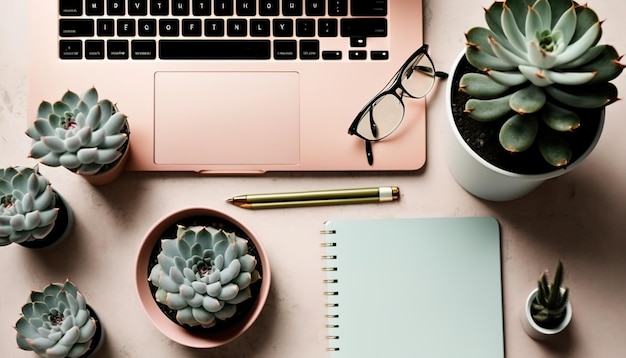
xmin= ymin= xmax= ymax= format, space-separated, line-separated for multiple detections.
xmin=15 ymin=280 xmax=99 ymax=358
xmin=26 ymin=87 xmax=129 ymax=175
xmin=460 ymin=0 xmax=623 ymax=167
xmin=149 ymin=225 xmax=261 ymax=328
xmin=532 ymin=261 xmax=569 ymax=328
xmin=0 ymin=165 xmax=58 ymax=246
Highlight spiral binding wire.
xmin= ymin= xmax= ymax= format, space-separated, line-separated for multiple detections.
xmin=321 ymin=229 xmax=340 ymax=352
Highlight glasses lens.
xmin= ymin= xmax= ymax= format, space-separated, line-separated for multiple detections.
xmin=401 ymin=52 xmax=436 ymax=98
xmin=354 ymin=93 xmax=404 ymax=141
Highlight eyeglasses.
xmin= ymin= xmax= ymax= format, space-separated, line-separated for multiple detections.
xmin=348 ymin=44 xmax=448 ymax=165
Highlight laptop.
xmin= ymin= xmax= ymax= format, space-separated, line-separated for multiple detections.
xmin=28 ymin=1 xmax=426 ymax=173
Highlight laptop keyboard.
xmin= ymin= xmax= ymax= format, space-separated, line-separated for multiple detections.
xmin=58 ymin=0 xmax=389 ymax=60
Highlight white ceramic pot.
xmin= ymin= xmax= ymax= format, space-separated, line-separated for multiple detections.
xmin=521 ymin=288 xmax=572 ymax=340
xmin=445 ymin=50 xmax=605 ymax=201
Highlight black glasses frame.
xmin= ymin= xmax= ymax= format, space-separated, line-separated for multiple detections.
xmin=348 ymin=44 xmax=448 ymax=165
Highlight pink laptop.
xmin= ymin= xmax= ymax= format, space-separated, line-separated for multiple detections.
xmin=29 ymin=0 xmax=426 ymax=173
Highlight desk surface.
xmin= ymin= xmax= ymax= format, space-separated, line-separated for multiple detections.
xmin=1 ymin=1 xmax=624 ymax=357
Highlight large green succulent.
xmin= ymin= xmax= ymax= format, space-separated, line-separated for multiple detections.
xmin=0 ymin=166 xmax=58 ymax=246
xmin=26 ymin=88 xmax=129 ymax=175
xmin=460 ymin=0 xmax=623 ymax=167
xmin=15 ymin=280 xmax=99 ymax=358
xmin=149 ymin=225 xmax=261 ymax=328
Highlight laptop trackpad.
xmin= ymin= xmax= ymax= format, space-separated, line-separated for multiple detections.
xmin=154 ymin=71 xmax=300 ymax=166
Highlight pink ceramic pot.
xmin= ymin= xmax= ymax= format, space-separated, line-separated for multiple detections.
xmin=135 ymin=207 xmax=271 ymax=348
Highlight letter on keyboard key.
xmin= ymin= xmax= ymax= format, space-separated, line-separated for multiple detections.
xmin=108 ymin=0 xmax=125 ymax=15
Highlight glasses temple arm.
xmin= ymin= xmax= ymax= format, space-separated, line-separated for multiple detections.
xmin=365 ymin=140 xmax=374 ymax=166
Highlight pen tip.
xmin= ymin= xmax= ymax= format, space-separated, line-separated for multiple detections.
xmin=226 ymin=198 xmax=234 ymax=204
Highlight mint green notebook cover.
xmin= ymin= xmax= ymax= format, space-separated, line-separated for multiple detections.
xmin=323 ymin=217 xmax=504 ymax=358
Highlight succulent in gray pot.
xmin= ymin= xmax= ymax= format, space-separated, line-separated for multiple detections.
xmin=26 ymin=87 xmax=131 ymax=186
xmin=522 ymin=261 xmax=572 ymax=339
xmin=14 ymin=280 xmax=104 ymax=357
xmin=446 ymin=0 xmax=623 ymax=201
xmin=135 ymin=208 xmax=271 ymax=348
xmin=0 ymin=165 xmax=73 ymax=248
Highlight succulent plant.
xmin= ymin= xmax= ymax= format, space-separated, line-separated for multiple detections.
xmin=532 ymin=261 xmax=569 ymax=328
xmin=0 ymin=165 xmax=58 ymax=246
xmin=15 ymin=280 xmax=99 ymax=358
xmin=149 ymin=225 xmax=261 ymax=329
xmin=26 ymin=87 xmax=129 ymax=176
xmin=460 ymin=0 xmax=624 ymax=167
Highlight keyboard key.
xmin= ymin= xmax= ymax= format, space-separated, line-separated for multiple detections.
xmin=305 ymin=0 xmax=325 ymax=16
xmin=259 ymin=0 xmax=279 ymax=16
xmin=85 ymin=40 xmax=105 ymax=59
xmin=274 ymin=40 xmax=297 ymax=60
xmin=160 ymin=19 xmax=180 ymax=36
xmin=139 ymin=19 xmax=157 ymax=36
xmin=193 ymin=0 xmax=212 ymax=15
xmin=172 ymin=0 xmax=190 ymax=15
xmin=328 ymin=0 xmax=348 ymax=16
xmin=340 ymin=18 xmax=387 ymax=37
xmin=97 ymin=19 xmax=114 ymax=36
xmin=250 ymin=19 xmax=271 ymax=37
xmin=108 ymin=0 xmax=125 ymax=15
xmin=273 ymin=19 xmax=293 ymax=37
xmin=204 ymin=20 xmax=225 ymax=36
xmin=350 ymin=36 xmax=366 ymax=47
xmin=128 ymin=0 xmax=147 ymax=15
xmin=182 ymin=19 xmax=202 ymax=36
xmin=322 ymin=51 xmax=342 ymax=60
xmin=351 ymin=0 xmax=387 ymax=16
xmin=59 ymin=19 xmax=94 ymax=37
xmin=60 ymin=0 xmax=82 ymax=16
xmin=371 ymin=51 xmax=389 ymax=60
xmin=349 ymin=50 xmax=367 ymax=60
xmin=86 ymin=0 xmax=105 ymax=15
xmin=132 ymin=40 xmax=157 ymax=59
xmin=117 ymin=19 xmax=136 ymax=36
xmin=282 ymin=0 xmax=302 ymax=16
xmin=236 ymin=0 xmax=256 ymax=16
xmin=318 ymin=19 xmax=338 ymax=37
xmin=59 ymin=40 xmax=82 ymax=59
xmin=227 ymin=19 xmax=247 ymax=37
xmin=296 ymin=19 xmax=315 ymax=37
xmin=214 ymin=0 xmax=234 ymax=15
xmin=151 ymin=0 xmax=169 ymax=15
xmin=300 ymin=40 xmax=319 ymax=60
xmin=108 ymin=40 xmax=129 ymax=59
xmin=159 ymin=40 xmax=271 ymax=59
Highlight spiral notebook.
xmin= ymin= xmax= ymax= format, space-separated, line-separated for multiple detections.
xmin=322 ymin=217 xmax=504 ymax=357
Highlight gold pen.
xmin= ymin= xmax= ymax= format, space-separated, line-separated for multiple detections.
xmin=226 ymin=186 xmax=400 ymax=209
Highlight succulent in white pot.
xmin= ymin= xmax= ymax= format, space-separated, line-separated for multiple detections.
xmin=446 ymin=0 xmax=623 ymax=201
xmin=26 ymin=88 xmax=130 ymax=185
xmin=522 ymin=261 xmax=572 ymax=339
xmin=0 ymin=165 xmax=73 ymax=248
